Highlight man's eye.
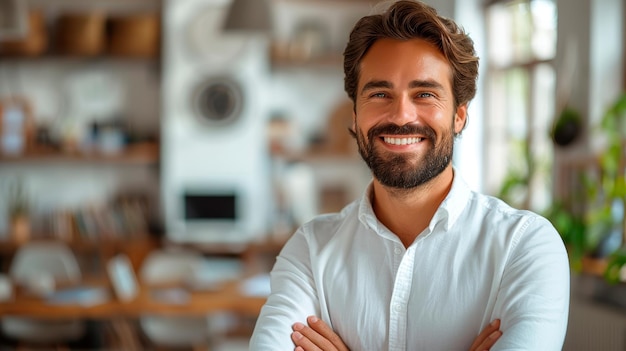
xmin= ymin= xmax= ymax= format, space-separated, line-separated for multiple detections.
xmin=417 ymin=92 xmax=434 ymax=98
xmin=371 ymin=92 xmax=387 ymax=98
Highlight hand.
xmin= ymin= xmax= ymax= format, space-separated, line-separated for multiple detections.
xmin=291 ymin=316 xmax=350 ymax=351
xmin=469 ymin=319 xmax=502 ymax=351
xmin=290 ymin=316 xmax=501 ymax=351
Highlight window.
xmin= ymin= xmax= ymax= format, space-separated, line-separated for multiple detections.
xmin=484 ymin=0 xmax=557 ymax=212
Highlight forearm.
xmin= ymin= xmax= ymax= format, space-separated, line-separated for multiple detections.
xmin=250 ymin=231 xmax=320 ymax=350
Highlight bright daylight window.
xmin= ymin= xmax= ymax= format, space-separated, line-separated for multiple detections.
xmin=484 ymin=0 xmax=557 ymax=212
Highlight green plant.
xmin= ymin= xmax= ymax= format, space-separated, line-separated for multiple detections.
xmin=587 ymin=93 xmax=626 ymax=255
xmin=604 ymin=248 xmax=626 ymax=285
xmin=543 ymin=201 xmax=586 ymax=271
xmin=544 ymin=94 xmax=626 ymax=275
xmin=579 ymin=92 xmax=626 ymax=281
xmin=7 ymin=179 xmax=30 ymax=219
xmin=497 ymin=139 xmax=533 ymax=210
xmin=597 ymin=92 xmax=626 ymax=200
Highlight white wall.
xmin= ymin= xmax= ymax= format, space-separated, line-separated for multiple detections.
xmin=452 ymin=0 xmax=485 ymax=193
xmin=589 ymin=0 xmax=624 ymax=129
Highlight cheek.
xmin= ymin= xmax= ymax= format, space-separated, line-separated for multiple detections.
xmin=355 ymin=102 xmax=386 ymax=127
xmin=353 ymin=106 xmax=371 ymax=129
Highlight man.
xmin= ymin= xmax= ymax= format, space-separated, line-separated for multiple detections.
xmin=250 ymin=1 xmax=570 ymax=350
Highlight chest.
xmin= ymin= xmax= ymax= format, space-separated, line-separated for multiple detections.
xmin=316 ymin=233 xmax=500 ymax=350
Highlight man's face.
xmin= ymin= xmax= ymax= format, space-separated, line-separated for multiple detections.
xmin=353 ymin=38 xmax=467 ymax=189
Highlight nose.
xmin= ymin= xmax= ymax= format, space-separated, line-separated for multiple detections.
xmin=390 ymin=94 xmax=418 ymax=126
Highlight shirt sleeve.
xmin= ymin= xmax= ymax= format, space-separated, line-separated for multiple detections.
xmin=249 ymin=227 xmax=319 ymax=350
xmin=492 ymin=215 xmax=570 ymax=350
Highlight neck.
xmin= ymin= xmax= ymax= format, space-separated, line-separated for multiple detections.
xmin=371 ymin=165 xmax=454 ymax=247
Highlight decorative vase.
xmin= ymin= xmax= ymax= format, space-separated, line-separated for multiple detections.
xmin=10 ymin=214 xmax=30 ymax=243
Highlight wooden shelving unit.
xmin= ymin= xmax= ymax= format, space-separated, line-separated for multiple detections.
xmin=0 ymin=143 xmax=159 ymax=165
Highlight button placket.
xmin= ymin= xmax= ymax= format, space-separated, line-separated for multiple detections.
xmin=388 ymin=245 xmax=416 ymax=351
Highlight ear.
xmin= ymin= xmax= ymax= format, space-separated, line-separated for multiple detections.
xmin=454 ymin=103 xmax=468 ymax=134
xmin=352 ymin=110 xmax=357 ymax=132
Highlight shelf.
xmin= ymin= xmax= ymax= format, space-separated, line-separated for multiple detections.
xmin=0 ymin=236 xmax=156 ymax=254
xmin=271 ymin=55 xmax=343 ymax=70
xmin=271 ymin=149 xmax=361 ymax=163
xmin=0 ymin=237 xmax=287 ymax=258
xmin=0 ymin=54 xmax=161 ymax=70
xmin=162 ymin=237 xmax=288 ymax=256
xmin=275 ymin=0 xmax=376 ymax=3
xmin=0 ymin=143 xmax=159 ymax=165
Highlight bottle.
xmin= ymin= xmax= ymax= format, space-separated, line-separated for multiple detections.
xmin=1 ymin=97 xmax=33 ymax=155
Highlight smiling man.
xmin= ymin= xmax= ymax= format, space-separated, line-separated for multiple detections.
xmin=249 ymin=1 xmax=570 ymax=350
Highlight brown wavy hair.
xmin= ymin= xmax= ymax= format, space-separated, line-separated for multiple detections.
xmin=344 ymin=0 xmax=479 ymax=128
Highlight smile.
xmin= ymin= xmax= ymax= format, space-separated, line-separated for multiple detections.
xmin=382 ymin=136 xmax=424 ymax=145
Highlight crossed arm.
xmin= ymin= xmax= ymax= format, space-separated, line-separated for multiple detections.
xmin=251 ymin=217 xmax=568 ymax=350
xmin=291 ymin=316 xmax=502 ymax=351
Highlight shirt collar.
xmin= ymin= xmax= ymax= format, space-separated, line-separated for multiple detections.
xmin=431 ymin=168 xmax=472 ymax=231
xmin=357 ymin=168 xmax=472 ymax=234
xmin=357 ymin=182 xmax=380 ymax=233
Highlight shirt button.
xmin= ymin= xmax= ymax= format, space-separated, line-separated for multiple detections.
xmin=394 ymin=303 xmax=403 ymax=312
xmin=394 ymin=247 xmax=402 ymax=255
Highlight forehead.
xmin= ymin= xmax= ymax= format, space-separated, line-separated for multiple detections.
xmin=358 ymin=38 xmax=453 ymax=91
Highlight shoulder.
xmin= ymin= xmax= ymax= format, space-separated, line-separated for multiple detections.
xmin=468 ymin=192 xmax=565 ymax=254
xmin=471 ymin=191 xmax=554 ymax=229
xmin=298 ymin=200 xmax=361 ymax=247
xmin=448 ymin=173 xmax=555 ymax=236
xmin=463 ymin=191 xmax=563 ymax=251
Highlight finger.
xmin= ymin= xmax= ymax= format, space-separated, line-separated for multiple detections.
xmin=469 ymin=319 xmax=501 ymax=351
xmin=473 ymin=330 xmax=502 ymax=351
xmin=292 ymin=322 xmax=336 ymax=351
xmin=307 ymin=316 xmax=350 ymax=351
xmin=291 ymin=329 xmax=323 ymax=351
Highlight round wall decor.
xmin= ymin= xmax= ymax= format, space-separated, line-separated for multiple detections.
xmin=192 ymin=76 xmax=244 ymax=127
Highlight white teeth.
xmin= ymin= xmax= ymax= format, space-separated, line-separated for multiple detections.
xmin=383 ymin=137 xmax=423 ymax=145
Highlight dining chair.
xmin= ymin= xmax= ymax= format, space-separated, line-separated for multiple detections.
xmin=1 ymin=241 xmax=86 ymax=346
xmin=138 ymin=247 xmax=213 ymax=350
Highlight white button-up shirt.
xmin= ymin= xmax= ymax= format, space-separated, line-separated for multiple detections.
xmin=250 ymin=174 xmax=570 ymax=350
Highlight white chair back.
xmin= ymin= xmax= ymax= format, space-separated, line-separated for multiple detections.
xmin=9 ymin=241 xmax=81 ymax=285
xmin=2 ymin=241 xmax=85 ymax=344
xmin=139 ymin=248 xmax=211 ymax=348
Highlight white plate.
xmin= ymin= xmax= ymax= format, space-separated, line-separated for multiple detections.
xmin=186 ymin=4 xmax=250 ymax=65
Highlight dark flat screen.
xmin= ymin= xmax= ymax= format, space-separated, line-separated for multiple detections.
xmin=184 ymin=193 xmax=237 ymax=220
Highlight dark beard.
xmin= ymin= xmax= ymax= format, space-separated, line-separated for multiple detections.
xmin=356 ymin=122 xmax=454 ymax=190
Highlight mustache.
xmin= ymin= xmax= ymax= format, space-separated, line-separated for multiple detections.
xmin=367 ymin=123 xmax=436 ymax=141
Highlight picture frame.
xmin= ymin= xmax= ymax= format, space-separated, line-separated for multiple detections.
xmin=107 ymin=254 xmax=139 ymax=302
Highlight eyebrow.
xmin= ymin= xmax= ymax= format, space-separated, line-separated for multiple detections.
xmin=360 ymin=79 xmax=446 ymax=95
xmin=409 ymin=79 xmax=445 ymax=90
xmin=360 ymin=80 xmax=392 ymax=95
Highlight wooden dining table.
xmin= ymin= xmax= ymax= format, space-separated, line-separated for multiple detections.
xmin=0 ymin=278 xmax=268 ymax=319
xmin=0 ymin=277 xmax=268 ymax=349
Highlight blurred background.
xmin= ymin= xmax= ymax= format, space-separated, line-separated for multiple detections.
xmin=0 ymin=0 xmax=625 ymax=350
